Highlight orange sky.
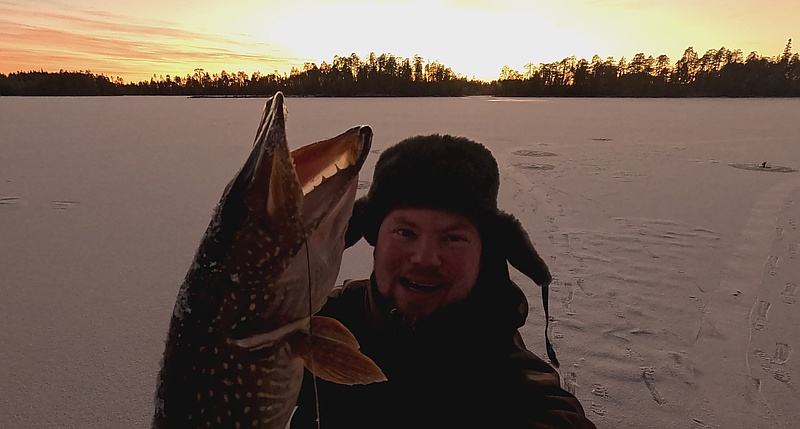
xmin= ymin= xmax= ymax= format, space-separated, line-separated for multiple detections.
xmin=1 ymin=0 xmax=797 ymax=82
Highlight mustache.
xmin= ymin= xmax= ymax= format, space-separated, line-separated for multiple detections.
xmin=401 ymin=267 xmax=447 ymax=283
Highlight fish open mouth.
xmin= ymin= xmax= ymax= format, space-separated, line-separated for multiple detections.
xmin=291 ymin=125 xmax=372 ymax=229
xmin=292 ymin=127 xmax=372 ymax=197
xmin=238 ymin=92 xmax=372 ymax=229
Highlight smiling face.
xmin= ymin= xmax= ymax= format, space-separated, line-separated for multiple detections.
xmin=373 ymin=206 xmax=483 ymax=323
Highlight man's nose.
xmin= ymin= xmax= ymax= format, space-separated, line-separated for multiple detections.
xmin=409 ymin=236 xmax=442 ymax=266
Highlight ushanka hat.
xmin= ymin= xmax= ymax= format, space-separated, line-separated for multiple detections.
xmin=345 ymin=134 xmax=560 ymax=366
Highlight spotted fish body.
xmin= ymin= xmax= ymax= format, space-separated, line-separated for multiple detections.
xmin=153 ymin=92 xmax=385 ymax=429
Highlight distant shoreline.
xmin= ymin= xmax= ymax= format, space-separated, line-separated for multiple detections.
xmin=4 ymin=44 xmax=800 ymax=99
xmin=3 ymin=94 xmax=799 ymax=99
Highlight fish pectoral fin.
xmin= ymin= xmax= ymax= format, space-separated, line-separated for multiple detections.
xmin=290 ymin=316 xmax=386 ymax=385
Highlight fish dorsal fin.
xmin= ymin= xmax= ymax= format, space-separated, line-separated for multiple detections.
xmin=290 ymin=316 xmax=386 ymax=385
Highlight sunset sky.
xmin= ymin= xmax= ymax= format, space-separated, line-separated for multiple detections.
xmin=1 ymin=0 xmax=797 ymax=82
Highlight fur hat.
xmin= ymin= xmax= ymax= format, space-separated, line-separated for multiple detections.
xmin=349 ymin=134 xmax=499 ymax=245
xmin=345 ymin=134 xmax=559 ymax=366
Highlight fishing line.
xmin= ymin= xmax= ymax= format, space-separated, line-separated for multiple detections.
xmin=298 ymin=220 xmax=322 ymax=429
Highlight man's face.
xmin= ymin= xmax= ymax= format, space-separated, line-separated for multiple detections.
xmin=374 ymin=206 xmax=482 ymax=323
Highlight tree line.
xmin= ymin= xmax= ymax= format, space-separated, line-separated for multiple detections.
xmin=2 ymin=40 xmax=798 ymax=97
xmin=495 ymin=40 xmax=800 ymax=97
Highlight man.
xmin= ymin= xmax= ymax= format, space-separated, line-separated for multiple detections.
xmin=291 ymin=134 xmax=596 ymax=428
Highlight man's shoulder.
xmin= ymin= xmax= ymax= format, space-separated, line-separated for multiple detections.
xmin=318 ymin=278 xmax=370 ymax=317
xmin=329 ymin=278 xmax=370 ymax=299
xmin=314 ymin=278 xmax=373 ymax=341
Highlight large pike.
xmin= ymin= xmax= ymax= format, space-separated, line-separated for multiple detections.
xmin=152 ymin=92 xmax=385 ymax=429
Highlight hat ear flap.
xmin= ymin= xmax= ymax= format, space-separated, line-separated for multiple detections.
xmin=497 ymin=211 xmax=559 ymax=367
xmin=345 ymin=197 xmax=369 ymax=249
xmin=497 ymin=212 xmax=552 ymax=287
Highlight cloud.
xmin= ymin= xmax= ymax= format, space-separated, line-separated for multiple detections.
xmin=0 ymin=1 xmax=307 ymax=81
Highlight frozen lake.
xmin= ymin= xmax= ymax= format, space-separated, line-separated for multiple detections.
xmin=1 ymin=96 xmax=799 ymax=428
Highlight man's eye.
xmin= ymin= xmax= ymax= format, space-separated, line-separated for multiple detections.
xmin=447 ymin=234 xmax=468 ymax=243
xmin=396 ymin=228 xmax=415 ymax=238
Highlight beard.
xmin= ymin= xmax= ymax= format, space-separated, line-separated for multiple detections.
xmin=372 ymin=276 xmax=479 ymax=334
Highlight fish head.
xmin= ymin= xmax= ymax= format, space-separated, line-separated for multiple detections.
xmin=280 ymin=124 xmax=373 ymax=315
xmin=197 ymin=92 xmax=372 ymax=333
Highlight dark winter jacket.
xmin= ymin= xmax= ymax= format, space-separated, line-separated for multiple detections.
xmin=290 ymin=274 xmax=596 ymax=429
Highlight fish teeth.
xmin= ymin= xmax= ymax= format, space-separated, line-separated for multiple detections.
xmin=302 ymin=155 xmax=352 ymax=195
